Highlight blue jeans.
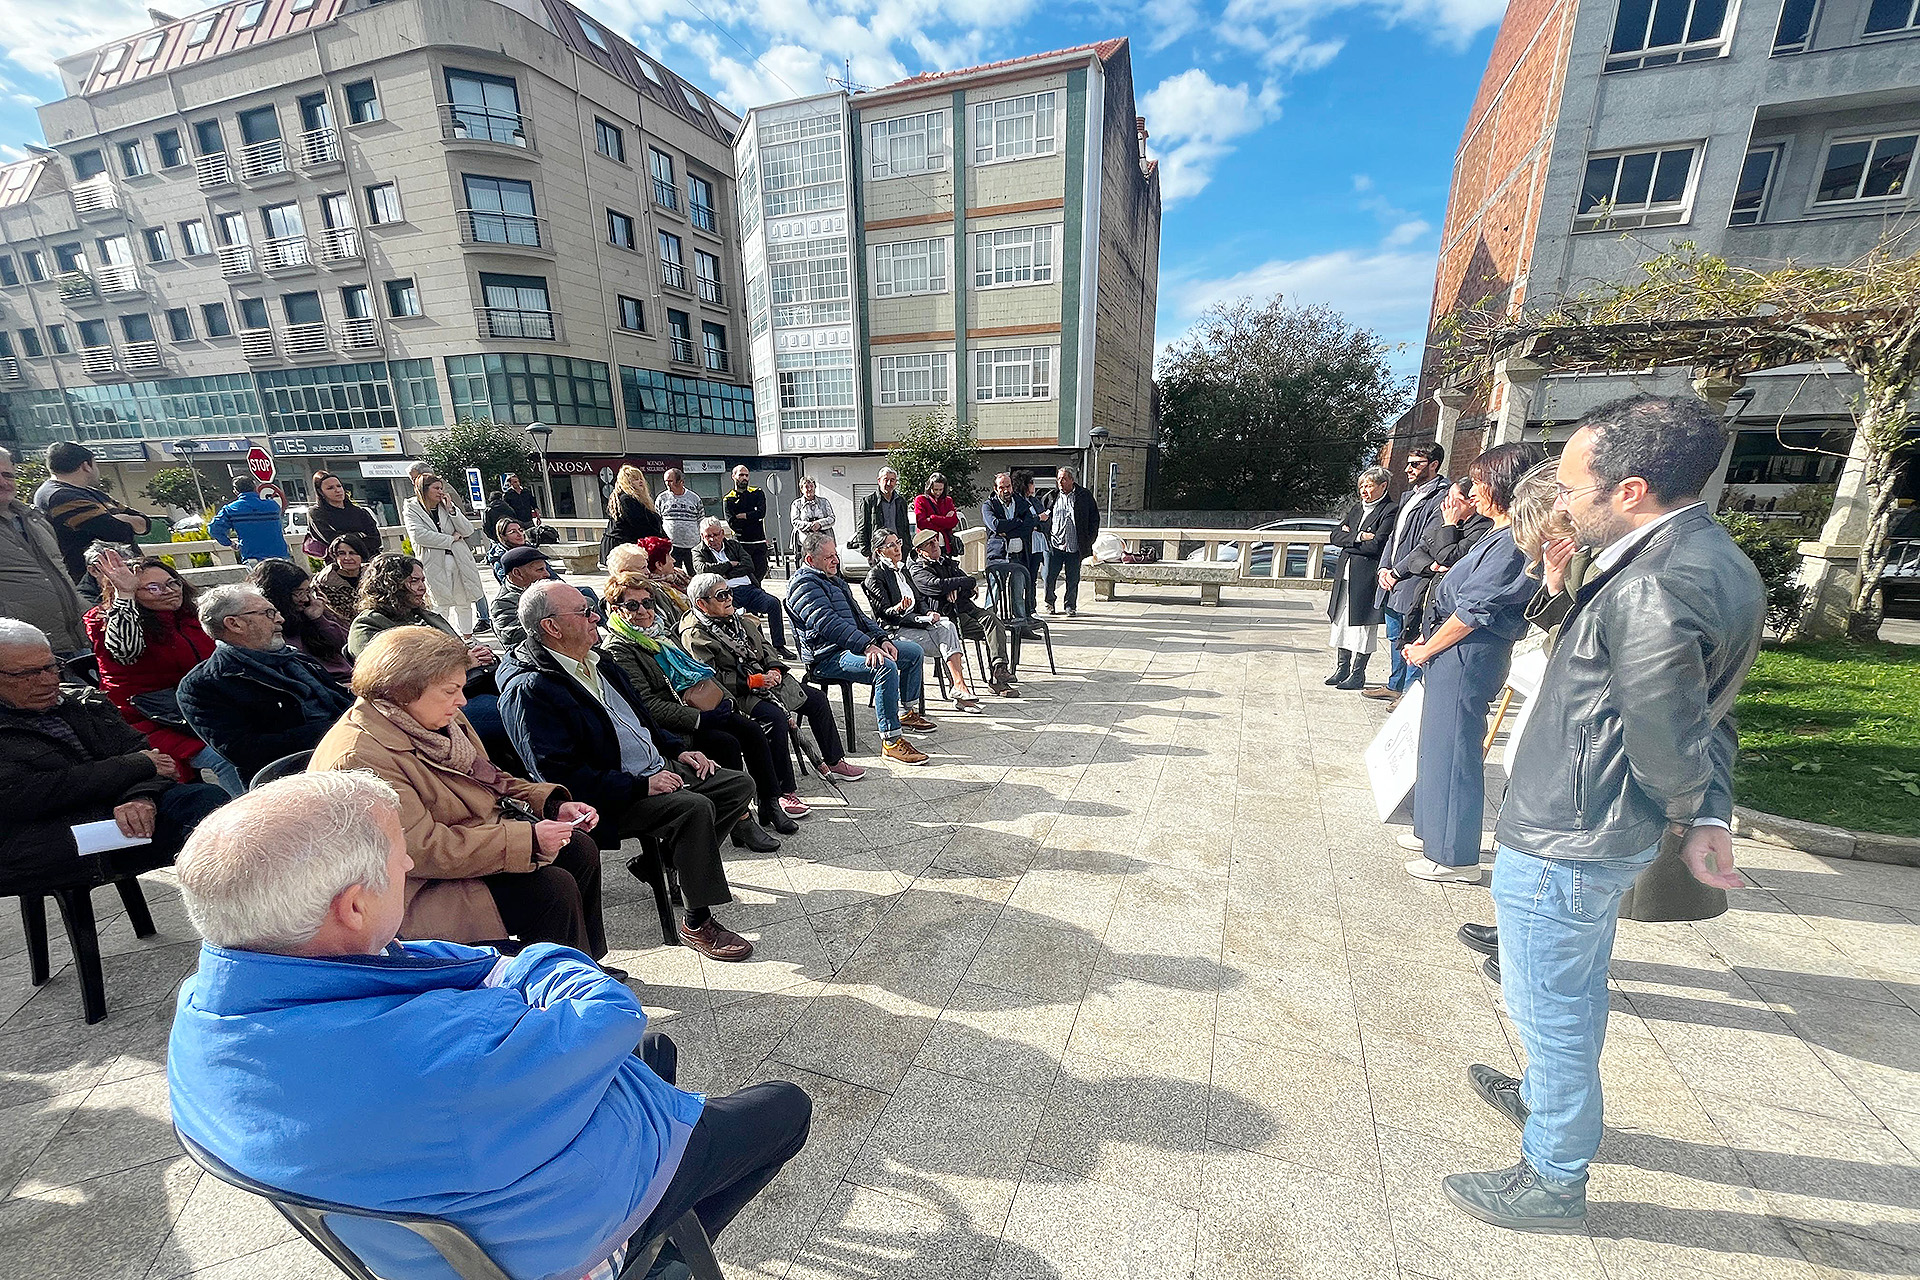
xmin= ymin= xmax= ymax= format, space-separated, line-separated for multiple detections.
xmin=1494 ymin=840 xmax=1663 ymax=1183
xmin=732 ymin=583 xmax=787 ymax=651
xmin=191 ymin=745 xmax=247 ymax=797
xmin=813 ymin=638 xmax=923 ymax=739
xmin=1384 ymin=608 xmax=1423 ymax=692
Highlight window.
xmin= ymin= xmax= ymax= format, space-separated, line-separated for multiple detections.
xmin=688 ymin=174 xmax=717 ymax=232
xmin=202 ymin=302 xmax=233 ymax=336
xmin=682 ymin=87 xmax=706 ymax=116
xmin=1730 ymin=147 xmax=1780 ymax=225
xmin=974 ymin=346 xmax=1054 ymax=401
xmin=767 ymin=236 xmax=851 ymax=327
xmin=666 ymin=309 xmax=694 ymax=360
xmin=1606 ymin=0 xmax=1731 ymax=70
xmin=0 ymin=256 xmax=15 ymax=287
xmin=18 ymin=329 xmax=43 ymax=358
xmin=54 ymin=243 xmax=86 ymax=275
xmin=649 ymin=148 xmax=678 ymax=209
xmin=344 ymin=80 xmax=380 ymax=125
xmin=217 ymin=212 xmax=249 ymax=248
xmin=609 ymin=209 xmax=636 ymax=250
xmin=72 ymin=151 xmax=106 ymax=181
xmin=262 ymin=202 xmax=305 ymax=242
xmin=98 ymin=46 xmax=128 ymax=75
xmin=1815 ymin=132 xmax=1917 ymax=203
xmin=695 ymin=249 xmax=722 ymax=303
xmin=341 ymin=283 xmax=372 ymax=319
xmin=637 ymin=59 xmax=664 ymax=87
xmin=702 ymin=321 xmax=728 ymax=372
xmin=166 ymin=308 xmax=194 ymax=340
xmin=237 ymin=1 xmax=268 ymax=31
xmin=595 ymin=118 xmax=625 ymax=162
xmin=194 ymin=120 xmax=225 ymax=155
xmin=870 ymin=111 xmax=946 ymax=180
xmin=282 ymin=291 xmax=323 ymax=325
xmin=98 ymin=235 xmax=133 ymax=269
xmin=180 ymin=219 xmax=213 ymax=256
xmin=0 ymin=333 xmax=12 ymax=360
xmin=973 ymin=225 xmax=1055 ymax=287
xmin=292 ymin=0 xmax=317 ymax=11
xmin=445 ymin=69 xmax=522 ymax=144
xmin=298 ymin=92 xmax=333 ymax=134
xmin=618 ymin=296 xmax=645 ymax=331
xmin=1865 ymin=0 xmax=1920 ymax=33
xmin=876 ymin=353 xmax=951 ymax=405
xmin=143 ymin=227 xmax=174 ymax=262
xmin=365 ymin=182 xmax=403 ymax=224
xmin=478 ymin=272 xmax=553 ymax=339
xmin=758 ymin=111 xmax=844 ymax=216
xmin=155 ymin=129 xmax=185 ymax=168
xmin=462 ymin=175 xmax=540 ymax=245
xmin=1575 ymin=145 xmax=1697 ymax=228
xmin=119 ymin=140 xmax=148 ymax=178
xmin=875 ymin=237 xmax=949 ymax=297
xmin=121 ymin=313 xmax=157 ymax=344
xmin=385 ymin=278 xmax=422 ymax=317
xmin=577 ymin=14 xmax=612 ymax=52
xmin=972 ymin=92 xmax=1057 ymax=165
xmin=238 ymin=298 xmax=270 ymax=330
xmin=187 ymin=16 xmax=217 ymax=46
xmin=78 ymin=319 xmax=109 ymax=348
xmin=445 ymin=352 xmax=614 ymax=426
xmin=22 ymin=250 xmax=45 ymax=282
xmin=777 ymin=348 xmax=854 ymax=410
xmin=136 ymin=33 xmax=166 ymax=62
xmin=237 ymin=106 xmax=281 ymax=146
xmin=659 ymin=231 xmax=685 ymax=289
xmin=46 ymin=325 xmax=69 ymax=354
xmin=1773 ymin=0 xmax=1819 ymax=51
xmin=620 ymin=366 xmax=755 ymax=436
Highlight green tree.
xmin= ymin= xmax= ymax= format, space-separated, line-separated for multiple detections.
xmin=13 ymin=455 xmax=49 ymax=494
xmin=1154 ymin=297 xmax=1411 ymax=512
xmin=886 ymin=411 xmax=982 ymax=505
xmin=1718 ymin=513 xmax=1805 ymax=637
xmin=144 ymin=467 xmax=205 ymax=512
xmin=423 ymin=417 xmax=537 ymax=496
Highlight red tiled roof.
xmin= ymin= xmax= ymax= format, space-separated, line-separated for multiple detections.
xmin=869 ymin=39 xmax=1127 ymax=92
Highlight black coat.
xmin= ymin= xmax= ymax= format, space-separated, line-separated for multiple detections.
xmin=177 ymin=644 xmax=354 ymax=783
xmin=907 ymin=555 xmax=978 ymax=614
xmin=1379 ymin=478 xmax=1450 ymax=614
xmin=0 ymin=686 xmax=173 ymax=824
xmin=1414 ymin=512 xmax=1496 ymax=636
xmin=307 ymin=499 xmax=383 ymax=559
xmin=1039 ymin=486 xmax=1100 ymax=554
xmin=601 ymin=491 xmax=665 ymax=559
xmin=1327 ymin=498 xmax=1396 ymax=627
xmin=857 ymin=491 xmax=912 ymax=560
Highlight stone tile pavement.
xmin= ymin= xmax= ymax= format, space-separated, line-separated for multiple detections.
xmin=0 ymin=590 xmax=1916 ymax=1280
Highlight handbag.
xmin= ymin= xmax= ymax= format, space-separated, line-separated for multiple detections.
xmin=130 ymin=688 xmax=192 ymax=731
xmin=681 ymin=678 xmax=727 ymax=712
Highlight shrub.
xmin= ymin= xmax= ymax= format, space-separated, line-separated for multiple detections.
xmin=886 ymin=411 xmax=981 ymax=506
xmin=1719 ymin=512 xmax=1804 ymax=637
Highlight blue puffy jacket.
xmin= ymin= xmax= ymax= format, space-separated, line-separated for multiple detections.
xmin=208 ymin=491 xmax=291 ymax=561
xmin=168 ymin=940 xmax=703 ymax=1280
xmin=785 ymin=563 xmax=883 ymax=665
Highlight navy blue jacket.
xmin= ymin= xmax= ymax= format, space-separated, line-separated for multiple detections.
xmin=981 ymin=494 xmax=1038 ymax=561
xmin=497 ymin=639 xmax=684 ymax=845
xmin=786 ymin=564 xmax=885 ymax=665
xmin=209 ymin=492 xmax=291 ymax=561
xmin=178 ymin=642 xmax=352 ymax=783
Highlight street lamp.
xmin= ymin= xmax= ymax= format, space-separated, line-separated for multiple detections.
xmin=527 ymin=425 xmax=555 ymax=518
xmin=175 ymin=440 xmax=207 ymax=514
xmin=1088 ymin=425 xmax=1113 ymax=515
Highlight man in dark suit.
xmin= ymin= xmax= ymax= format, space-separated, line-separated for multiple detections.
xmin=1366 ymin=442 xmax=1447 ymax=702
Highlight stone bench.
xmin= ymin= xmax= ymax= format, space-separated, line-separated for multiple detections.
xmin=1084 ymin=560 xmax=1236 ymax=606
xmin=546 ymin=541 xmax=601 ymax=574
xmin=177 ymin=563 xmax=250 ymax=588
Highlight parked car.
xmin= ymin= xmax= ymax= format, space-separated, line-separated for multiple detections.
xmin=1878 ymin=506 xmax=1919 ymax=617
xmin=1186 ymin=516 xmax=1341 ymax=579
xmin=284 ymin=504 xmax=310 ymax=543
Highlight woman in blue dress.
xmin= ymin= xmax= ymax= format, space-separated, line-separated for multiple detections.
xmin=1399 ymin=441 xmax=1545 ymax=883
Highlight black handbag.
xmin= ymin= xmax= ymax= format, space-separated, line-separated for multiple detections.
xmin=130 ymin=688 xmax=191 ymax=731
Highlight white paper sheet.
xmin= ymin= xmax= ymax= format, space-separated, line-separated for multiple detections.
xmin=71 ymin=820 xmax=152 ymax=856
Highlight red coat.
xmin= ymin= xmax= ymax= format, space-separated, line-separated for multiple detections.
xmin=912 ymin=493 xmax=961 ymax=555
xmin=84 ymin=605 xmax=215 ymax=779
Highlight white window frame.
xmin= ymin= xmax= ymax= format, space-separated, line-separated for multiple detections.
xmin=365 ymin=182 xmax=404 ymax=225
xmin=1810 ymin=128 xmax=1919 ymax=206
xmin=972 ymin=92 xmax=1058 ymax=166
xmin=869 ymin=111 xmax=948 ymax=180
xmin=1604 ymin=0 xmax=1739 ymax=72
xmin=972 ymin=224 xmax=1056 ymax=288
xmin=180 ymin=219 xmax=213 ymax=257
xmin=1729 ymin=142 xmax=1785 ymax=225
xmin=1573 ymin=144 xmax=1700 ymax=230
xmin=876 ymin=352 xmax=952 ymax=406
xmin=873 ymin=237 xmax=950 ymax=298
xmin=1863 ymin=0 xmax=1920 ymax=36
xmin=758 ymin=112 xmax=845 ymax=217
xmin=776 ymin=348 xmax=856 ymax=413
xmin=973 ymin=346 xmax=1056 ymax=402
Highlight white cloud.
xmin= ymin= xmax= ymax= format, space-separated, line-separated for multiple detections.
xmin=0 ymin=0 xmax=145 ymax=81
xmin=1383 ymin=218 xmax=1430 ymax=247
xmin=1140 ymin=68 xmax=1282 ymax=202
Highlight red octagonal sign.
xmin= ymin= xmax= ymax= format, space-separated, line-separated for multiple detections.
xmin=247 ymin=446 xmax=275 ymax=483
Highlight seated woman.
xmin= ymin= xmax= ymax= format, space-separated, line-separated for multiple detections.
xmin=83 ymin=547 xmax=245 ymax=796
xmin=251 ymin=558 xmax=352 ymax=679
xmin=694 ymin=517 xmax=788 ymax=654
xmin=312 ymin=538 xmax=367 ymax=623
xmin=600 ymin=572 xmax=808 ymax=830
xmin=310 ymin=625 xmax=612 ymax=962
xmin=680 ymin=572 xmax=865 ymax=783
xmin=349 ymin=553 xmax=509 ymax=757
xmin=862 ymin=529 xmax=982 ymax=713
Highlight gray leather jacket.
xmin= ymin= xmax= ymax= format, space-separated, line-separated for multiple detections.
xmin=1495 ymin=507 xmax=1763 ymax=862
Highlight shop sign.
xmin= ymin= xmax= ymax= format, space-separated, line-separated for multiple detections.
xmin=360 ymin=459 xmax=422 ymax=478
xmin=350 ymin=431 xmax=404 ymax=455
xmin=683 ymin=459 xmax=725 ymax=474
xmin=90 ymin=441 xmax=148 ymax=462
xmin=169 ymin=438 xmax=256 ymax=455
xmin=272 ymin=434 xmax=355 ymax=456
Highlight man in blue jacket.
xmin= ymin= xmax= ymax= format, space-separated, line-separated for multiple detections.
xmin=169 ymin=771 xmax=811 ymax=1280
xmin=207 ymin=475 xmax=290 ymax=564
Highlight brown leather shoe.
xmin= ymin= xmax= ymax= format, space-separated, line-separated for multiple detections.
xmin=679 ymin=918 xmax=753 ymax=961
xmin=899 ymin=709 xmax=937 ymax=732
xmin=882 ymin=737 xmax=929 ymax=765
xmin=1361 ymin=687 xmax=1398 ymax=701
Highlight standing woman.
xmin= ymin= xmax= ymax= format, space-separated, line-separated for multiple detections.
xmin=912 ymin=472 xmax=961 ymax=556
xmin=1398 ymin=442 xmax=1544 ymax=883
xmin=403 ymin=473 xmax=487 ymax=636
xmin=1324 ymin=465 xmax=1396 ymax=691
xmin=305 ymin=470 xmax=382 ymax=563
xmin=789 ymin=476 xmax=836 ymax=550
xmin=600 ymin=465 xmax=665 ymax=564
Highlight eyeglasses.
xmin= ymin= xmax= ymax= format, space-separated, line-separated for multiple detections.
xmin=1554 ymin=482 xmax=1609 ymax=501
xmin=232 ymin=607 xmax=281 ymax=620
xmin=554 ymin=606 xmax=598 ymax=619
xmin=136 ymin=582 xmax=181 ymax=596
xmin=0 ymin=661 xmax=60 ymax=679
xmin=710 ymin=589 xmax=734 ymax=601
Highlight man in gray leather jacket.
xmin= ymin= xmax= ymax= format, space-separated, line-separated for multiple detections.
xmin=1443 ymin=395 xmax=1762 ymax=1232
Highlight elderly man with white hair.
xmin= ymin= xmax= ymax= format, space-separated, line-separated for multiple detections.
xmin=167 ymin=771 xmax=812 ymax=1280
xmin=177 ymin=583 xmax=353 ymax=786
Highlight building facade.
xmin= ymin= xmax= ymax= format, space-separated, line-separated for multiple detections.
xmin=1407 ymin=0 xmax=1918 ymax=509
xmin=0 ymin=0 xmax=759 ymax=523
xmin=733 ymin=41 xmax=1161 ymax=551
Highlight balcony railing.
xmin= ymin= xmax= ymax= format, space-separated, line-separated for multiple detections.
xmin=298 ymin=127 xmax=341 ymax=168
xmin=238 ymin=138 xmax=289 ymax=181
xmin=121 ymin=340 xmax=163 ymax=373
xmin=439 ymin=103 xmax=532 ymax=148
xmin=341 ymin=316 xmax=381 ymax=350
xmin=319 ymin=226 xmax=362 ymax=263
xmin=659 ymin=259 xmax=687 ymax=291
xmin=96 ymin=263 xmax=143 ymax=295
xmin=217 ymin=244 xmax=258 ymax=278
xmin=57 ymin=272 xmax=97 ymax=302
xmin=668 ymin=336 xmax=696 ymax=363
xmin=651 ymin=178 xmax=679 ymax=212
xmin=457 ymin=209 xmax=547 ymax=250
xmin=195 ymin=152 xmax=234 ymax=188
xmin=689 ymin=202 xmax=718 ymax=234
xmin=0 ymin=356 xmax=21 ymax=383
xmin=476 ymin=306 xmax=558 ymax=340
xmin=697 ymin=276 xmax=723 ymax=305
xmin=70 ymin=174 xmax=120 ymax=217
xmin=79 ymin=345 xmax=119 ymax=377
xmin=283 ymin=321 xmax=331 ymax=356
xmin=704 ymin=348 xmax=730 ymax=374
xmin=260 ymin=236 xmax=313 ymax=271
xmin=240 ymin=329 xmax=278 ymax=361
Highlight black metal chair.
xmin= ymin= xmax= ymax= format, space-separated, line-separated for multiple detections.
xmin=250 ymin=750 xmax=314 ymax=790
xmin=984 ymin=561 xmax=1055 ymax=676
xmin=9 ymin=846 xmax=163 ymax=1025
xmin=784 ymin=604 xmax=859 ymax=751
xmin=625 ymin=834 xmax=682 ymax=947
xmin=62 ymin=651 xmax=102 ymax=688
xmin=174 ymin=1126 xmax=723 ymax=1280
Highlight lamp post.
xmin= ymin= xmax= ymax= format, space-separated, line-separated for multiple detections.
xmin=527 ymin=425 xmax=555 ymax=520
xmin=1088 ymin=425 xmax=1112 ymax=515
xmin=175 ymin=440 xmax=207 ymax=514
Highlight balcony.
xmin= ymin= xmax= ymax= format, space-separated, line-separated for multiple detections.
xmin=698 ymin=276 xmax=724 ymax=306
xmin=57 ymin=272 xmax=97 ymax=303
xmin=668 ymin=335 xmax=696 ymax=363
xmin=79 ymin=345 xmax=119 ymax=377
xmin=704 ymin=348 xmax=730 ymax=374
xmin=195 ymin=152 xmax=234 ymax=189
xmin=297 ymin=127 xmax=342 ymax=170
xmin=476 ymin=306 xmax=559 ymax=341
xmin=457 ymin=209 xmax=549 ymax=253
xmin=70 ymin=174 xmax=121 ymax=220
xmin=319 ymin=226 xmax=362 ymax=264
xmin=121 ymin=340 xmax=163 ymax=374
xmin=95 ymin=264 xmax=143 ymax=296
xmin=0 ymin=356 xmax=21 ymax=384
xmin=438 ymin=103 xmax=533 ymax=150
xmin=652 ymin=178 xmax=680 ymax=212
xmin=240 ymin=329 xmax=278 ymax=361
xmin=260 ymin=236 xmax=313 ymax=272
xmin=690 ymin=202 xmax=718 ymax=234
xmin=217 ymin=244 xmax=258 ymax=278
xmin=660 ymin=259 xmax=688 ymax=291
xmin=283 ymin=321 xmax=332 ymax=357
xmin=341 ymin=316 xmax=381 ymax=350
xmin=238 ymin=138 xmax=291 ymax=183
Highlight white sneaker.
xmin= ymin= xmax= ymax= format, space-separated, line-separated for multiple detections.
xmin=1405 ymin=858 xmax=1483 ymax=884
xmin=1395 ymin=831 xmax=1425 ymax=852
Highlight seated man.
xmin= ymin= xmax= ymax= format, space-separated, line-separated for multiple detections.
xmin=1 ymin=618 xmax=228 ymax=890
xmin=178 ymin=583 xmax=354 ymax=786
xmin=490 ymin=545 xmax=555 ymax=650
xmin=498 ymin=580 xmax=765 ymax=961
xmin=785 ymin=533 xmax=934 ymax=766
xmin=905 ymin=527 xmax=1017 ymax=697
xmin=167 ymin=771 xmax=812 ymax=1280
xmin=693 ymin=518 xmax=789 ymax=655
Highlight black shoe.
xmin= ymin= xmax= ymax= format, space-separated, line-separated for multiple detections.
xmin=1467 ymin=1063 xmax=1529 ymax=1132
xmin=1483 ymin=954 xmax=1501 ymax=984
xmin=599 ymin=963 xmax=630 ymax=983
xmin=730 ymin=819 xmax=781 ymax=852
xmin=1458 ymin=922 xmax=1499 ymax=958
xmin=472 ymin=619 xmax=492 ymax=634
xmin=1442 ymin=1161 xmax=1586 ymax=1232
xmin=763 ymin=807 xmax=800 ymax=835
xmin=1325 ymin=649 xmax=1353 ymax=686
xmin=1335 ymin=655 xmax=1370 ymax=691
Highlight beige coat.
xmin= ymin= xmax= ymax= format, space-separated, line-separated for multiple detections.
xmin=402 ymin=497 xmax=486 ymax=616
xmin=309 ymin=699 xmax=567 ymax=943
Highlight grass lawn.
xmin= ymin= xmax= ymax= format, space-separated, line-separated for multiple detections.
xmin=1734 ymin=639 xmax=1920 ymax=837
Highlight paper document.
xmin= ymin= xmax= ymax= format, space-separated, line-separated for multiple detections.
xmin=726 ymin=575 xmax=752 ymax=587
xmin=71 ymin=820 xmax=152 ymax=856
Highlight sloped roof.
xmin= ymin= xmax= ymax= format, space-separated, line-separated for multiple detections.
xmin=870 ymin=39 xmax=1127 ymax=93
xmin=0 ymin=156 xmax=55 ymax=209
xmin=537 ymin=0 xmax=734 ymax=143
xmin=76 ymin=0 xmax=346 ymax=94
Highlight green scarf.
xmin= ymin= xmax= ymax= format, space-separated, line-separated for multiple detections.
xmin=608 ymin=609 xmax=658 ymax=651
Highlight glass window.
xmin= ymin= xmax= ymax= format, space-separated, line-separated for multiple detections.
xmin=695 ymin=249 xmax=722 ymax=299
xmin=445 ymin=69 xmax=523 ymax=144
xmin=391 ymin=357 xmax=445 ymax=427
xmin=166 ymin=308 xmax=194 ymax=340
xmin=619 ymin=366 xmax=755 ymax=436
xmin=256 ymin=363 xmax=399 ymax=434
xmin=1773 ymin=0 xmax=1820 ymax=50
xmin=1864 ymin=0 xmax=1920 ymax=33
xmin=97 ymin=235 xmax=133 ymax=268
xmin=136 ymin=33 xmax=166 ymax=62
xmin=341 ymin=283 xmax=372 ymax=319
xmin=18 ymin=329 xmax=44 ymax=358
xmin=609 ymin=210 xmax=636 ymax=249
xmin=446 ymin=352 xmax=614 ymax=426
xmin=187 ymin=16 xmax=217 ymax=46
xmin=766 ymin=236 xmax=851 ymax=327
xmin=298 ymin=92 xmax=334 ymax=133
xmin=478 ymin=272 xmax=552 ymax=339
xmin=237 ymin=1 xmax=268 ymax=31
xmin=0 ymin=332 xmax=14 ymax=359
xmin=365 ymin=182 xmax=403 ymax=224
xmin=618 ymin=296 xmax=645 ymax=331
xmin=1607 ymin=0 xmax=1731 ymax=69
xmin=971 ymin=92 xmax=1057 ymax=165
xmin=1815 ymin=133 xmax=1917 ymax=202
xmin=688 ymin=174 xmax=717 ymax=232
xmin=577 ymin=15 xmax=612 ymax=52
xmin=1729 ymin=147 xmax=1780 ymax=225
xmin=649 ymin=148 xmax=676 ymax=197
xmin=1574 ymin=146 xmax=1697 ymax=228
xmin=121 ymin=313 xmax=157 ymax=344
xmin=202 ymin=302 xmax=233 ymax=336
xmin=98 ymin=46 xmax=128 ymax=75
xmin=870 ymin=111 xmax=947 ymax=180
xmin=78 ymin=319 xmax=109 ymax=348
xmin=0 ymin=256 xmax=16 ymax=287
xmin=973 ymin=225 xmax=1055 ymax=287
xmin=282 ymin=291 xmax=323 ymax=325
xmin=659 ymin=230 xmax=683 ymax=264
xmin=181 ymin=219 xmax=213 ymax=256
xmin=22 ymin=250 xmax=45 ymax=282
xmin=72 ymin=151 xmax=106 ymax=181
xmin=47 ymin=325 xmax=69 ymax=354
xmin=238 ymin=106 xmax=281 ymax=145
xmin=143 ymin=227 xmax=174 ymax=262
xmin=216 ymin=212 xmax=249 ymax=247
xmin=262 ymin=202 xmax=305 ymax=240
xmin=344 ymin=80 xmax=381 ymax=124
xmin=385 ymin=278 xmax=422 ymax=317
xmin=462 ymin=175 xmax=540 ymax=245
xmin=292 ymin=0 xmax=317 ymax=11
xmin=874 ymin=237 xmax=949 ymax=297
xmin=238 ymin=298 xmax=270 ymax=330
xmin=155 ymin=129 xmax=185 ymax=167
xmin=876 ymin=353 xmax=950 ymax=405
xmin=973 ymin=346 xmax=1054 ymax=401
xmin=702 ymin=321 xmax=728 ymax=371
xmin=757 ymin=111 xmax=844 ymax=216
xmin=119 ymin=140 xmax=149 ymax=177
xmin=682 ymin=87 xmax=706 ymax=116
xmin=54 ymin=243 xmax=86 ymax=274
xmin=194 ymin=119 xmax=225 ymax=155
xmin=595 ymin=118 xmax=625 ymax=161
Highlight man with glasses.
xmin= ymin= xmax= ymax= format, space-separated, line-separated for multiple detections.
xmin=694 ymin=517 xmax=790 ymax=656
xmin=1367 ymin=443 xmax=1448 ymax=704
xmin=178 ymin=584 xmax=353 ymax=786
xmin=0 ymin=446 xmax=89 ymax=656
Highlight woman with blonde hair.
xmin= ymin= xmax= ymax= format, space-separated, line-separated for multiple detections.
xmin=402 ymin=472 xmax=487 ymax=636
xmin=600 ymin=464 xmax=665 ymax=562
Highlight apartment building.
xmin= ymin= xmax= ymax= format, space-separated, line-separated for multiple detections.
xmin=1407 ymin=0 xmax=1919 ymax=509
xmin=733 ymin=41 xmax=1161 ymax=548
xmin=0 ymin=0 xmax=759 ymax=522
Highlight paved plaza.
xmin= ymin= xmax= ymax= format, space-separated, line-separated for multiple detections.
xmin=0 ymin=590 xmax=1916 ymax=1280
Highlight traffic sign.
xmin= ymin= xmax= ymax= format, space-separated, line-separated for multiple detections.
xmin=247 ymin=446 xmax=275 ymax=483
xmin=258 ymin=482 xmax=286 ymax=505
xmin=466 ymin=467 xmax=486 ymax=512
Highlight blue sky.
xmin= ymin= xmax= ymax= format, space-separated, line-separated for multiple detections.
xmin=0 ymin=0 xmax=1505 ymax=376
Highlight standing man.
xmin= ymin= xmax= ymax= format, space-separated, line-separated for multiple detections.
xmin=656 ymin=469 xmax=706 ymax=575
xmin=208 ymin=476 xmax=291 ymax=566
xmin=1443 ymin=395 xmax=1761 ymax=1232
xmin=857 ymin=467 xmax=911 ymax=562
xmin=0 ymin=447 xmax=89 ymax=656
xmin=982 ymin=472 xmax=1038 ymax=569
xmin=1367 ymin=443 xmax=1447 ymax=703
xmin=724 ymin=465 xmax=771 ymax=583
xmin=1040 ymin=467 xmax=1099 ymax=617
xmin=498 ymin=472 xmax=540 ymax=528
xmin=34 ymin=442 xmax=151 ymax=589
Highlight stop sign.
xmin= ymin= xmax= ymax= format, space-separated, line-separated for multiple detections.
xmin=247 ymin=446 xmax=275 ymax=483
